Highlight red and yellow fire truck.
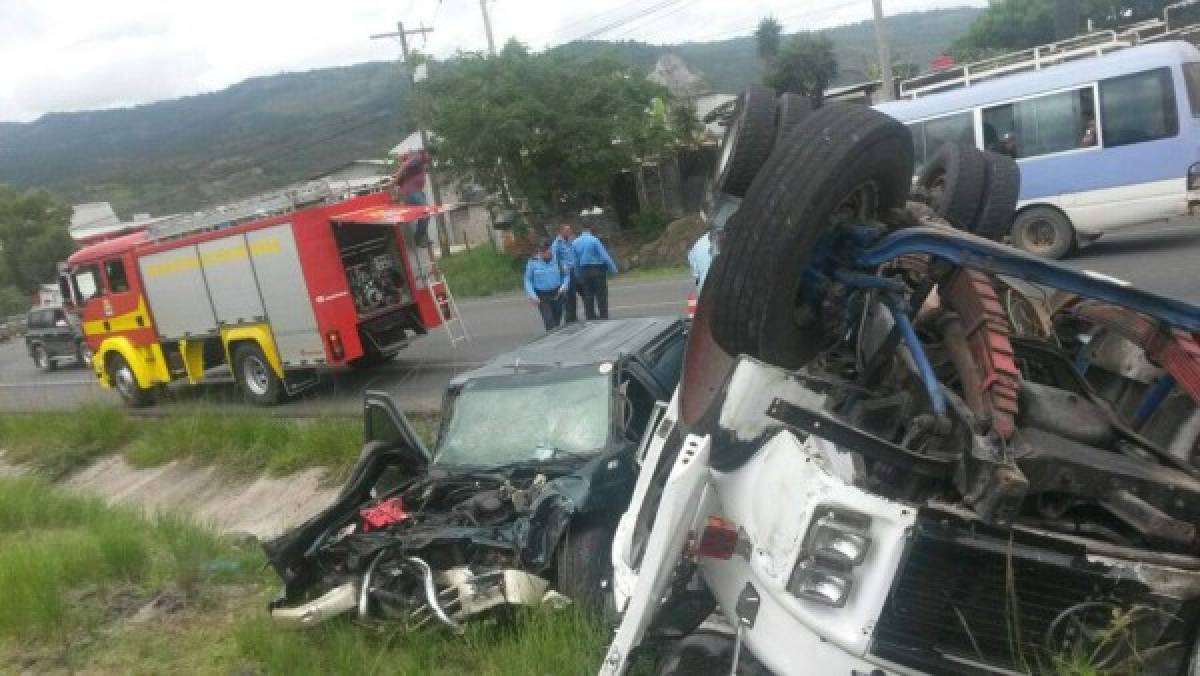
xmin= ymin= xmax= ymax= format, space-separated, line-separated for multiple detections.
xmin=62 ymin=183 xmax=457 ymax=406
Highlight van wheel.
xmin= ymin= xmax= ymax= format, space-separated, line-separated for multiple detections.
xmin=76 ymin=341 xmax=93 ymax=368
xmin=109 ymin=354 xmax=154 ymax=407
xmin=233 ymin=344 xmax=284 ymax=406
xmin=33 ymin=344 xmax=56 ymax=372
xmin=917 ymin=142 xmax=987 ymax=231
xmin=705 ymin=102 xmax=913 ymax=369
xmin=713 ymin=86 xmax=777 ymax=197
xmin=973 ymin=151 xmax=1021 ymax=241
xmin=1012 ymin=207 xmax=1074 ymax=259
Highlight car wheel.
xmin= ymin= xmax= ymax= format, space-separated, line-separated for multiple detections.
xmin=917 ymin=142 xmax=988 ymax=231
xmin=773 ymin=92 xmax=813 ymax=149
xmin=32 ymin=344 xmax=56 ymax=372
xmin=1012 ymin=206 xmax=1074 ymax=259
xmin=713 ymin=85 xmax=777 ymax=198
xmin=705 ymin=102 xmax=913 ymax=369
xmin=973 ymin=151 xmax=1021 ymax=241
xmin=233 ymin=343 xmax=285 ymax=406
xmin=554 ymin=523 xmax=614 ymax=612
xmin=76 ymin=341 xmax=93 ymax=368
xmin=109 ymin=354 xmax=154 ymax=407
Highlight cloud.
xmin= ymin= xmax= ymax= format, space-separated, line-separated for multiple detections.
xmin=0 ymin=0 xmax=984 ymax=122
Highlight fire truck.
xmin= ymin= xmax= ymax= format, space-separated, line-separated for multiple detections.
xmin=61 ymin=182 xmax=464 ymax=407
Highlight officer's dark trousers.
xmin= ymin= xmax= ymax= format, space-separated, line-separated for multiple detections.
xmin=562 ymin=273 xmax=579 ymax=323
xmin=535 ymin=290 xmax=563 ymax=331
xmin=578 ymin=265 xmax=609 ymax=320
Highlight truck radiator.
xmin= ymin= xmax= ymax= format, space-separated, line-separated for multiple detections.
xmin=871 ymin=515 xmax=1197 ymax=674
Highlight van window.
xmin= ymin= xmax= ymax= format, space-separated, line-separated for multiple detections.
xmin=104 ymin=259 xmax=130 ymax=293
xmin=910 ymin=111 xmax=974 ymax=167
xmin=73 ymin=265 xmax=101 ymax=302
xmin=982 ymin=87 xmax=1096 ymax=159
xmin=1183 ymin=63 xmax=1200 ymax=116
xmin=1100 ymin=67 xmax=1178 ymax=147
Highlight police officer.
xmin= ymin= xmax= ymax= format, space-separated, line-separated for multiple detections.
xmin=551 ymin=223 xmax=578 ymax=323
xmin=524 ymin=239 xmax=568 ymax=331
xmin=571 ymin=224 xmax=618 ymax=320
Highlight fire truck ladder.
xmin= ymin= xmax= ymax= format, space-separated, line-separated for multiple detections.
xmin=146 ymin=180 xmax=346 ymax=242
xmin=423 ymin=260 xmax=471 ymax=348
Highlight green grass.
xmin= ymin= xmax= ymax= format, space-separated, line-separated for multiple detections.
xmin=0 ymin=406 xmax=138 ymax=478
xmin=2 ymin=408 xmax=440 ymax=483
xmin=0 ymin=476 xmax=617 ymax=675
xmin=438 ymin=246 xmax=524 ymax=298
xmin=615 ymin=264 xmax=689 ymax=283
xmin=0 ymin=477 xmax=258 ymax=646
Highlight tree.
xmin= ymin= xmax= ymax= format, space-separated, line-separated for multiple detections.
xmin=952 ymin=0 xmax=1175 ymax=56
xmin=0 ymin=184 xmax=73 ymax=297
xmin=755 ymin=17 xmax=783 ymax=63
xmin=417 ymin=41 xmax=669 ymax=215
xmin=764 ymin=33 xmax=838 ymax=104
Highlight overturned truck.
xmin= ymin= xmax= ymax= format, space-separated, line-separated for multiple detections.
xmin=605 ymin=94 xmax=1200 ymax=675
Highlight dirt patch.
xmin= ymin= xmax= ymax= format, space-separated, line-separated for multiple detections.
xmin=611 ymin=214 xmax=706 ymax=271
xmin=62 ymin=454 xmax=338 ymax=539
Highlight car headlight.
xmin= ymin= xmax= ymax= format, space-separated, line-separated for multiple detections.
xmin=788 ymin=559 xmax=853 ymax=607
xmin=808 ymin=510 xmax=871 ymax=566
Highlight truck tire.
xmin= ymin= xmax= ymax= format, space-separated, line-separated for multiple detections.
xmin=917 ymin=142 xmax=987 ymax=231
xmin=974 ymin=151 xmax=1021 ymax=241
xmin=554 ymin=523 xmax=613 ymax=611
xmin=32 ymin=344 xmax=56 ymax=372
xmin=1012 ymin=206 xmax=1075 ymax=259
xmin=108 ymin=353 xmax=154 ymax=408
xmin=233 ymin=343 xmax=285 ymax=406
xmin=713 ymin=85 xmax=777 ymax=197
xmin=773 ymin=92 xmax=813 ymax=149
xmin=704 ymin=102 xmax=913 ymax=369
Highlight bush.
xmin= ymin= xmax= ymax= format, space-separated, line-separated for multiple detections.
xmin=437 ymin=246 xmax=524 ymax=298
xmin=631 ymin=209 xmax=669 ymax=238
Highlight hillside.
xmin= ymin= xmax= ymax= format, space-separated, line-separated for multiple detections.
xmin=0 ymin=7 xmax=979 ymax=217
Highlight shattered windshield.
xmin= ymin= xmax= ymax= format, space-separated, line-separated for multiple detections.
xmin=434 ymin=365 xmax=612 ymax=467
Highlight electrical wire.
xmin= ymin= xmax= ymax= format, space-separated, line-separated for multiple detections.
xmin=569 ymin=0 xmax=692 ymax=42
xmin=605 ymin=0 xmax=698 ymax=41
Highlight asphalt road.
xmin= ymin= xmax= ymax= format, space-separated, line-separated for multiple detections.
xmin=0 ymin=275 xmax=696 ymax=415
xmin=4 ymin=221 xmax=1200 ymax=416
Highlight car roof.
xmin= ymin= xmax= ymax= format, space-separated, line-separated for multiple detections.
xmin=449 ymin=316 xmax=684 ymax=386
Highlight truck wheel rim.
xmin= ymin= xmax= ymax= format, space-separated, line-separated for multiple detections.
xmin=116 ymin=367 xmax=137 ymax=398
xmin=244 ymin=356 xmax=270 ymax=396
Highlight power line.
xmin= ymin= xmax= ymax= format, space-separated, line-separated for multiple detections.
xmin=606 ymin=0 xmax=698 ymax=40
xmin=570 ymin=0 xmax=692 ymax=42
xmin=680 ymin=0 xmax=862 ymax=43
xmin=557 ymin=0 xmax=657 ymax=35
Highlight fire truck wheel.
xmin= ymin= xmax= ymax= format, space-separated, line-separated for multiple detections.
xmin=32 ymin=344 xmax=56 ymax=372
xmin=233 ymin=343 xmax=284 ymax=406
xmin=108 ymin=354 xmax=154 ymax=408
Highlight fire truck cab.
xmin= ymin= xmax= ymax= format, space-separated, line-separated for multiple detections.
xmin=63 ymin=185 xmax=450 ymax=407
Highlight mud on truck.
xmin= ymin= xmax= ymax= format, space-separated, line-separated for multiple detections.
xmin=61 ymin=182 xmax=451 ymax=406
xmin=603 ymin=91 xmax=1200 ymax=675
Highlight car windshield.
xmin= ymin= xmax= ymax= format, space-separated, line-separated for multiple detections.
xmin=434 ymin=365 xmax=612 ymax=467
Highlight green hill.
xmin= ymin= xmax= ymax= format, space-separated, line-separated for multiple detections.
xmin=0 ymin=7 xmax=980 ymax=217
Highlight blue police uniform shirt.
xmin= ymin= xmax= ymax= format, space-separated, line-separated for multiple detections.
xmin=552 ymin=236 xmax=576 ymax=273
xmin=571 ymin=231 xmax=617 ymax=272
xmin=524 ymin=257 xmax=566 ymax=298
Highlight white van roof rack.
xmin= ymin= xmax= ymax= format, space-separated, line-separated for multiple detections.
xmin=899 ymin=0 xmax=1200 ymax=99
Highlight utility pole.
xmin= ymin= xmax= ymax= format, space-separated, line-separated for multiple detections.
xmin=371 ymin=21 xmax=451 ymax=259
xmin=479 ymin=0 xmax=497 ymax=55
xmin=871 ymin=0 xmax=896 ymax=102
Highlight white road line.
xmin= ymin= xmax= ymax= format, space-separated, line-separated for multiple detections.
xmin=0 ymin=379 xmax=95 ymax=388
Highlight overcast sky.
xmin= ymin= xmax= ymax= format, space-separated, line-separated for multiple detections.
xmin=0 ymin=0 xmax=983 ymax=123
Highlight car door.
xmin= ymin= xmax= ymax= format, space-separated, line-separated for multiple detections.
xmin=47 ymin=308 xmax=74 ymax=357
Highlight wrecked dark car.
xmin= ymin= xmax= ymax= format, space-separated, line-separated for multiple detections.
xmin=604 ymin=93 xmax=1200 ymax=676
xmin=264 ymin=316 xmax=686 ymax=630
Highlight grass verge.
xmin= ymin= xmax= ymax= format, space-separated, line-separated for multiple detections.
xmin=438 ymin=246 xmax=523 ymax=298
xmin=0 ymin=477 xmax=617 ymax=675
xmin=1 ymin=407 xmax=439 ymax=483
